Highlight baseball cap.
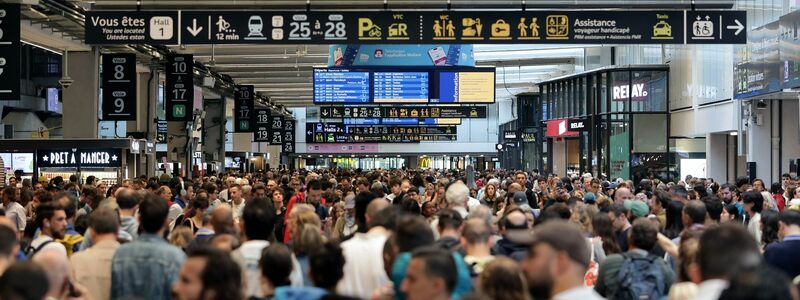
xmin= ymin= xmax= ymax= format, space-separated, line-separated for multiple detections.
xmin=512 ymin=192 xmax=528 ymax=205
xmin=583 ymin=192 xmax=597 ymax=204
xmin=624 ymin=200 xmax=650 ymax=218
xmin=344 ymin=195 xmax=356 ymax=209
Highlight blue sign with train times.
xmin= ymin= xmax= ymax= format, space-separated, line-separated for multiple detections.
xmin=85 ymin=10 xmax=746 ymax=45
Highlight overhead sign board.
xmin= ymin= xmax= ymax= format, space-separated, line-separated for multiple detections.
xmin=165 ymin=54 xmax=194 ymax=121
xmin=37 ymin=149 xmax=123 ymax=168
xmin=320 ymin=106 xmax=486 ymax=119
xmin=282 ymin=120 xmax=295 ymax=154
xmin=546 ymin=119 xmax=580 ymax=138
xmin=101 ymin=53 xmax=137 ymax=121
xmin=0 ymin=4 xmax=20 ymax=101
xmin=253 ymin=108 xmax=271 ymax=142
xmin=504 ymin=130 xmax=518 ymax=140
xmin=269 ymin=115 xmax=284 ymax=145
xmin=306 ymin=122 xmax=457 ymax=143
xmin=156 ymin=120 xmax=168 ymax=143
xmin=85 ymin=10 xmax=747 ymax=45
xmin=234 ymin=85 xmax=254 ymax=132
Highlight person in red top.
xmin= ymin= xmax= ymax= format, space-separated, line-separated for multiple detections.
xmin=771 ymin=182 xmax=786 ymax=212
xmin=283 ymin=179 xmax=326 ymax=243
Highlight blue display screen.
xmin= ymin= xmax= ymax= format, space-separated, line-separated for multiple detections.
xmin=313 ymin=69 xmax=370 ymax=103
xmin=373 ymin=72 xmax=430 ymax=103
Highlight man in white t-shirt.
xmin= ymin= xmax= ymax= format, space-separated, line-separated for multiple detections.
xmin=337 ymin=198 xmax=392 ymax=299
xmin=1 ymin=187 xmax=25 ymax=233
xmin=28 ymin=202 xmax=68 ymax=258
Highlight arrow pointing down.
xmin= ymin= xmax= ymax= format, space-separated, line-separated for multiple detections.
xmin=187 ymin=19 xmax=203 ymax=37
xmin=727 ymin=19 xmax=744 ymax=36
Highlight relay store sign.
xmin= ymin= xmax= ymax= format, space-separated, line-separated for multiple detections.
xmin=546 ymin=119 xmax=580 ymax=138
xmin=85 ymin=10 xmax=747 ymax=45
xmin=37 ymin=149 xmax=123 ymax=168
xmin=612 ymin=82 xmax=649 ymax=101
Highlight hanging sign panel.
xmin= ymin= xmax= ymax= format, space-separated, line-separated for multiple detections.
xmin=282 ymin=120 xmax=296 ymax=154
xmin=85 ymin=10 xmax=746 ymax=45
xmin=253 ymin=108 xmax=271 ymax=142
xmin=321 ymin=105 xmax=487 ymax=119
xmin=0 ymin=4 xmax=20 ymax=101
xmin=101 ymin=53 xmax=137 ymax=121
xmin=269 ymin=115 xmax=285 ymax=145
xmin=165 ymin=54 xmax=194 ymax=121
xmin=37 ymin=149 xmax=123 ymax=168
xmin=234 ymin=85 xmax=254 ymax=132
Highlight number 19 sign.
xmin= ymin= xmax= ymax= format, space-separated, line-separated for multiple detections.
xmin=101 ymin=53 xmax=137 ymax=121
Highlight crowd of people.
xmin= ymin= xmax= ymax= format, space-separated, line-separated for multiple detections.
xmin=0 ymin=169 xmax=798 ymax=300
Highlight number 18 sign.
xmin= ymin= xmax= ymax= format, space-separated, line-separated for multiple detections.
xmin=101 ymin=53 xmax=137 ymax=121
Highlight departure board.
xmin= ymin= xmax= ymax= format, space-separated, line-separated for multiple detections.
xmin=437 ymin=71 xmax=495 ymax=103
xmin=373 ymin=72 xmax=430 ymax=103
xmin=313 ymin=69 xmax=370 ymax=104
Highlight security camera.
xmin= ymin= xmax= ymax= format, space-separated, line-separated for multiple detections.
xmin=756 ymin=100 xmax=768 ymax=110
xmin=58 ymin=76 xmax=74 ymax=89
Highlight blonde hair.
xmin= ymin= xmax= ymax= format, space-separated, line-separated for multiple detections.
xmin=169 ymin=226 xmax=194 ymax=249
xmin=571 ymin=203 xmax=599 ymax=234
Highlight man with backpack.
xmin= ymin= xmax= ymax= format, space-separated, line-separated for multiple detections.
xmin=595 ymin=218 xmax=675 ymax=300
xmin=27 ymin=202 xmax=68 ymax=258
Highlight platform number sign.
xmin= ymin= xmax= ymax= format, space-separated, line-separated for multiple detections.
xmin=234 ymin=85 xmax=254 ymax=132
xmin=282 ymin=120 xmax=295 ymax=153
xmin=269 ymin=115 xmax=284 ymax=145
xmin=166 ymin=54 xmax=194 ymax=121
xmin=253 ymin=108 xmax=271 ymax=142
xmin=101 ymin=53 xmax=137 ymax=121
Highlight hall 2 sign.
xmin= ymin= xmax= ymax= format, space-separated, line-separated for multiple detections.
xmin=612 ymin=82 xmax=649 ymax=101
xmin=37 ymin=149 xmax=123 ymax=168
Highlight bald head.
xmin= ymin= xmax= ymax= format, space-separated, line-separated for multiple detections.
xmin=614 ymin=187 xmax=633 ymax=204
xmin=366 ymin=198 xmax=390 ymax=228
xmin=503 ymin=210 xmax=528 ymax=231
xmin=32 ymin=249 xmax=69 ymax=297
xmin=211 ymin=204 xmax=234 ymax=234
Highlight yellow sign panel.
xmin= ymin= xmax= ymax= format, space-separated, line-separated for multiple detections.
xmin=456 ymin=72 xmax=495 ymax=103
xmin=358 ymin=18 xmax=382 ymax=40
xmin=545 ymin=15 xmax=569 ymax=39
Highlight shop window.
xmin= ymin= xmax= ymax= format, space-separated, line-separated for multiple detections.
xmin=610 ymin=71 xmax=629 ymax=112
xmin=630 ymin=70 xmax=668 ymax=112
xmin=609 ymin=114 xmax=630 ymax=180
xmin=633 ymin=114 xmax=667 ymax=152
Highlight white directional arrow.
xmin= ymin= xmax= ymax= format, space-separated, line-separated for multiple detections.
xmin=187 ymin=19 xmax=203 ymax=37
xmin=727 ymin=19 xmax=744 ymax=36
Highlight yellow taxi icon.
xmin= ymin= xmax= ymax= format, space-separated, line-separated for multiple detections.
xmin=653 ymin=20 xmax=672 ymax=37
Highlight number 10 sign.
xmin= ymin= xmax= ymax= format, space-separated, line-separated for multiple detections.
xmin=102 ymin=53 xmax=137 ymax=121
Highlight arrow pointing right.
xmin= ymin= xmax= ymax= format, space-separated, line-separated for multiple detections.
xmin=187 ymin=19 xmax=203 ymax=37
xmin=727 ymin=19 xmax=744 ymax=36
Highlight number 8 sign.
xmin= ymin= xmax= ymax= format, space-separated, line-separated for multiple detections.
xmin=101 ymin=53 xmax=137 ymax=121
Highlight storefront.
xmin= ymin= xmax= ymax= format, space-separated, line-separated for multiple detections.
xmin=538 ymin=65 xmax=670 ymax=182
xmin=0 ymin=139 xmax=131 ymax=184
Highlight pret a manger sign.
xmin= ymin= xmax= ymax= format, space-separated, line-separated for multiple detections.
xmin=37 ymin=149 xmax=122 ymax=168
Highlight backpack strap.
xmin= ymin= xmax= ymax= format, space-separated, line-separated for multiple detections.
xmin=27 ymin=240 xmax=53 ymax=257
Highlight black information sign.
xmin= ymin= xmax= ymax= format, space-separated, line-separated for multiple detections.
xmin=234 ymin=85 xmax=254 ymax=132
xmin=165 ymin=54 xmax=194 ymax=121
xmin=101 ymin=53 xmax=137 ymax=120
xmin=86 ymin=10 xmax=746 ymax=45
xmin=685 ymin=11 xmax=747 ymax=44
xmin=85 ymin=11 xmax=179 ymax=44
xmin=306 ymin=122 xmax=457 ymax=143
xmin=37 ymin=149 xmax=123 ymax=168
xmin=282 ymin=120 xmax=295 ymax=153
xmin=320 ymin=106 xmax=486 ymax=119
xmin=269 ymin=115 xmax=284 ymax=145
xmin=504 ymin=130 xmax=519 ymax=140
xmin=0 ymin=4 xmax=20 ymax=101
xmin=568 ymin=118 xmax=589 ymax=131
xmin=253 ymin=108 xmax=271 ymax=142
xmin=156 ymin=120 xmax=168 ymax=143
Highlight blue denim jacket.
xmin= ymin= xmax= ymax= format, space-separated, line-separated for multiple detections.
xmin=111 ymin=233 xmax=186 ymax=300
